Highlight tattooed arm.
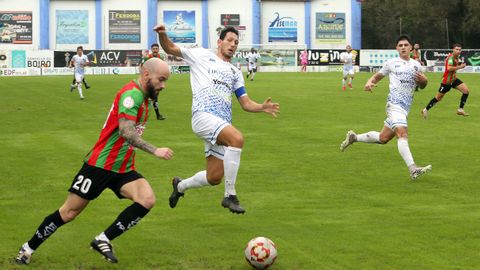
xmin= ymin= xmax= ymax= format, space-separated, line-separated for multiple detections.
xmin=118 ymin=118 xmax=173 ymax=160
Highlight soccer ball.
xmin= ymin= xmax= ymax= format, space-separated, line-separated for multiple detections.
xmin=244 ymin=237 xmax=277 ymax=269
xmin=112 ymin=67 xmax=120 ymax=75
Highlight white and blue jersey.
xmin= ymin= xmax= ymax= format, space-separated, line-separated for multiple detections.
xmin=247 ymin=52 xmax=261 ymax=70
xmin=71 ymin=54 xmax=89 ymax=75
xmin=181 ymin=47 xmax=246 ymax=123
xmin=379 ymin=57 xmax=422 ymax=113
xmin=340 ymin=51 xmax=354 ymax=70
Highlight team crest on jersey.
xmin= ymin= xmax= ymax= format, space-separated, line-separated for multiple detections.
xmin=123 ymin=96 xmax=135 ymax=109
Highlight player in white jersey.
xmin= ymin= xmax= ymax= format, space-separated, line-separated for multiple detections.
xmin=340 ymin=35 xmax=432 ymax=180
xmin=235 ymin=60 xmax=241 ymax=71
xmin=246 ymin=48 xmax=261 ymax=81
xmin=69 ymin=46 xmax=90 ymax=100
xmin=155 ymin=25 xmax=280 ymax=213
xmin=340 ymin=45 xmax=356 ymax=90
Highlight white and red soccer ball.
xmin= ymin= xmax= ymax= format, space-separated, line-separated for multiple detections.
xmin=244 ymin=237 xmax=277 ymax=269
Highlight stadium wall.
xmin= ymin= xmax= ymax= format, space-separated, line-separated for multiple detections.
xmin=3 ymin=48 xmax=480 ymax=76
xmin=48 ymin=0 xmax=97 ymax=50
xmin=156 ymin=0 xmax=204 ymax=48
xmin=207 ymin=1 xmax=252 ymax=47
xmin=0 ymin=0 xmax=40 ymax=50
xmin=0 ymin=0 xmax=361 ymax=51
xmin=102 ymin=0 xmax=149 ymax=50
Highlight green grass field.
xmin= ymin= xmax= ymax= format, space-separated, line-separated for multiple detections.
xmin=1 ymin=71 xmax=480 ymax=270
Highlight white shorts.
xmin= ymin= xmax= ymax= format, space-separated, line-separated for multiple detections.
xmin=75 ymin=73 xmax=84 ymax=83
xmin=384 ymin=103 xmax=408 ymax=130
xmin=191 ymin=111 xmax=230 ymax=159
xmin=343 ymin=67 xmax=354 ymax=77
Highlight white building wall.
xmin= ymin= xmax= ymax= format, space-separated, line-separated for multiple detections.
xmin=261 ymin=1 xmax=305 ymax=45
xmin=101 ymin=0 xmax=148 ymax=50
xmin=207 ymin=0 xmax=252 ymax=47
xmin=310 ymin=0 xmax=351 ymax=49
xmin=49 ymin=0 xmax=96 ymax=50
xmin=0 ymin=0 xmax=354 ymax=51
xmin=0 ymin=0 xmax=39 ymax=50
xmin=157 ymin=1 xmax=203 ymax=47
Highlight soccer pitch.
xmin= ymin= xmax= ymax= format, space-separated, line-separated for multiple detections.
xmin=1 ymin=72 xmax=479 ymax=269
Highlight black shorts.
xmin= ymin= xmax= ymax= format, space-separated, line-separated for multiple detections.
xmin=438 ymin=79 xmax=463 ymax=93
xmin=68 ymin=163 xmax=144 ymax=200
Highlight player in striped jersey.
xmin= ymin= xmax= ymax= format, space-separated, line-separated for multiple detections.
xmin=15 ymin=58 xmax=173 ymax=265
xmin=410 ymin=43 xmax=421 ymax=63
xmin=410 ymin=43 xmax=424 ymax=91
xmin=422 ymin=43 xmax=470 ymax=118
xmin=143 ymin=43 xmax=167 ymax=120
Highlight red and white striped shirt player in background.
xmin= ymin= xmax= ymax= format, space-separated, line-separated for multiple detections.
xmin=422 ymin=43 xmax=471 ymax=118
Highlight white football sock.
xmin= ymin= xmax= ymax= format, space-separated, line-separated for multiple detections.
xmin=349 ymin=78 xmax=353 ymax=84
xmin=224 ymin=146 xmax=242 ymax=197
xmin=177 ymin=170 xmax=209 ymax=193
xmin=23 ymin=242 xmax=35 ymax=254
xmin=95 ymin=232 xmax=110 ymax=242
xmin=77 ymin=83 xmax=84 ymax=98
xmin=356 ymin=131 xmax=380 ymax=143
xmin=342 ymin=79 xmax=346 ymax=86
xmin=397 ymin=138 xmax=415 ymax=169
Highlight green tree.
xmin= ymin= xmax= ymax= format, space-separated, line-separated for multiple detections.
xmin=361 ymin=0 xmax=480 ymax=48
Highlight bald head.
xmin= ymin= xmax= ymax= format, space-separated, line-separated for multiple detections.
xmin=143 ymin=58 xmax=169 ymax=76
xmin=140 ymin=58 xmax=170 ymax=99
